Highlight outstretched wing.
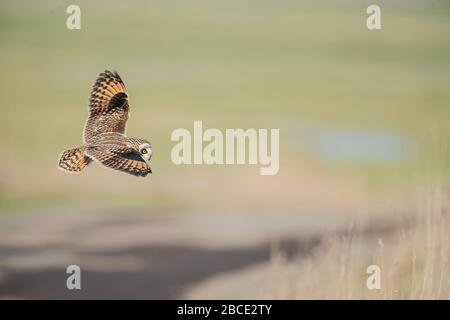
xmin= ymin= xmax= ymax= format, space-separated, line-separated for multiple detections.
xmin=86 ymin=146 xmax=152 ymax=177
xmin=84 ymin=70 xmax=129 ymax=143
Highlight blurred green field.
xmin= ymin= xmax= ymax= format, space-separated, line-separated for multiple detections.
xmin=0 ymin=0 xmax=449 ymax=210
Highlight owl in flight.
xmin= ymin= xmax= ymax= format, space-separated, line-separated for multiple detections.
xmin=58 ymin=70 xmax=153 ymax=177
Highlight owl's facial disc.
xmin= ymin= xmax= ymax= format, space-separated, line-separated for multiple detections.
xmin=138 ymin=143 xmax=152 ymax=162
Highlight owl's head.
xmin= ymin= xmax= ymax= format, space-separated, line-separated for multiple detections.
xmin=138 ymin=142 xmax=153 ymax=162
xmin=129 ymin=138 xmax=153 ymax=162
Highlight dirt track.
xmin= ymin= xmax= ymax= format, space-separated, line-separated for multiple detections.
xmin=0 ymin=206 xmax=391 ymax=299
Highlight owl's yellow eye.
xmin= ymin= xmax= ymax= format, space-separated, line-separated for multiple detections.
xmin=141 ymin=149 xmax=148 ymax=155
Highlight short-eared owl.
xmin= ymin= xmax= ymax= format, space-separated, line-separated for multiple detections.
xmin=58 ymin=70 xmax=153 ymax=177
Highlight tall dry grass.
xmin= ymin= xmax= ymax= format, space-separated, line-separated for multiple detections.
xmin=262 ymin=181 xmax=449 ymax=299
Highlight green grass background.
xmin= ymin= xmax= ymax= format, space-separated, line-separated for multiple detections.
xmin=0 ymin=0 xmax=449 ymax=210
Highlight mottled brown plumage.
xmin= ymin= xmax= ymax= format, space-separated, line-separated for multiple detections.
xmin=58 ymin=70 xmax=153 ymax=177
xmin=58 ymin=146 xmax=91 ymax=172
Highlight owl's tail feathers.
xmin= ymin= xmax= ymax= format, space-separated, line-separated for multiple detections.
xmin=58 ymin=147 xmax=92 ymax=173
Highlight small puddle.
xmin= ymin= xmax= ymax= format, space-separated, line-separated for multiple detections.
xmin=304 ymin=128 xmax=412 ymax=162
xmin=283 ymin=120 xmax=414 ymax=163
